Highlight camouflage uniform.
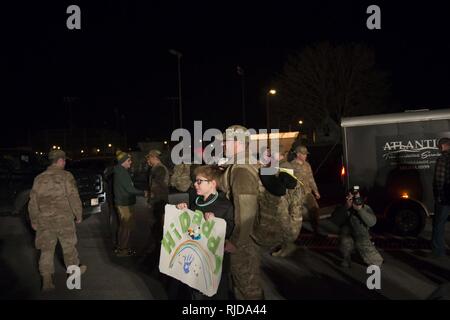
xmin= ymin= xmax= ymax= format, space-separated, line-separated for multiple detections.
xmin=252 ymin=185 xmax=283 ymax=248
xmin=279 ymin=162 xmax=304 ymax=244
xmin=337 ymin=205 xmax=383 ymax=266
xmin=170 ymin=164 xmax=192 ymax=192
xmin=290 ymin=159 xmax=320 ymax=225
xmin=148 ymin=162 xmax=170 ymax=254
xmin=221 ymin=152 xmax=264 ymax=300
xmin=148 ymin=162 xmax=170 ymax=205
xmin=279 ymin=183 xmax=303 ymax=244
xmin=28 ymin=163 xmax=83 ymax=277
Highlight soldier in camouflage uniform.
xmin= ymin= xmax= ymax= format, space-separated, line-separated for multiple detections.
xmin=170 ymin=164 xmax=192 ymax=192
xmin=272 ymin=165 xmax=304 ymax=257
xmin=145 ymin=150 xmax=170 ymax=254
xmin=220 ymin=125 xmax=264 ymax=300
xmin=28 ymin=150 xmax=87 ymax=291
xmin=290 ymin=145 xmax=321 ymax=233
xmin=251 ymin=164 xmax=301 ymax=253
xmin=334 ymin=192 xmax=383 ymax=268
xmin=147 ymin=150 xmax=170 ymax=207
xmin=170 ymin=162 xmax=200 ymax=207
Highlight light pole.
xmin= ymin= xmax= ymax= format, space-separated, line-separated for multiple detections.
xmin=237 ymin=66 xmax=246 ymax=126
xmin=169 ymin=49 xmax=183 ymax=128
xmin=266 ymin=89 xmax=277 ymax=132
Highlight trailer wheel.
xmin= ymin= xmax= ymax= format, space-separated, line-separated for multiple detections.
xmin=389 ymin=201 xmax=426 ymax=236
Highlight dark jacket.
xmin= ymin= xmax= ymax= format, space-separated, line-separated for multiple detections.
xmin=192 ymin=192 xmax=235 ymax=239
xmin=433 ymin=150 xmax=450 ymax=205
xmin=190 ymin=191 xmax=235 ymax=300
xmin=113 ymin=164 xmax=145 ymax=206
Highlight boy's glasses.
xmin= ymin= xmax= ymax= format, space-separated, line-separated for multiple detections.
xmin=194 ymin=179 xmax=210 ymax=185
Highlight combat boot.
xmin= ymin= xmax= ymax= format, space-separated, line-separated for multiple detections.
xmin=42 ymin=274 xmax=55 ymax=292
xmin=79 ymin=264 xmax=87 ymax=275
xmin=272 ymin=243 xmax=297 ymax=257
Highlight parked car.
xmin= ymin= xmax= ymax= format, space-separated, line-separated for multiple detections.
xmin=0 ymin=150 xmax=111 ymax=221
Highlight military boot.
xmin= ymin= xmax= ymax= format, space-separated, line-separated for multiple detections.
xmin=79 ymin=264 xmax=87 ymax=275
xmin=42 ymin=274 xmax=55 ymax=292
xmin=272 ymin=243 xmax=297 ymax=257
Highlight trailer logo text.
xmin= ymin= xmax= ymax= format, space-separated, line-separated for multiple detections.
xmin=382 ymin=139 xmax=440 ymax=161
xmin=376 ymin=135 xmax=444 ymax=171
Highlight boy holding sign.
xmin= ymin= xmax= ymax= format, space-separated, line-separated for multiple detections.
xmin=176 ymin=165 xmax=235 ymax=299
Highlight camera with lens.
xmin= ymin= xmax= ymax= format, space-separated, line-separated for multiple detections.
xmin=350 ymin=185 xmax=364 ymax=206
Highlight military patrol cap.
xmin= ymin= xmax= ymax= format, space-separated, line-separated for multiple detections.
xmin=294 ymin=145 xmax=310 ymax=155
xmin=48 ymin=149 xmax=66 ymax=161
xmin=223 ymin=124 xmax=251 ymax=142
xmin=116 ymin=150 xmax=131 ymax=164
xmin=146 ymin=149 xmax=161 ymax=159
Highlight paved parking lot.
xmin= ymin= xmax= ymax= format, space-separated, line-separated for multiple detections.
xmin=1 ymin=200 xmax=449 ymax=300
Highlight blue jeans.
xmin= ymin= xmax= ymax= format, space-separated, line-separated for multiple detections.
xmin=431 ymin=203 xmax=450 ymax=256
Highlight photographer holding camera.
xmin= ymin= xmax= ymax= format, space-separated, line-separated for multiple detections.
xmin=331 ymin=187 xmax=383 ymax=268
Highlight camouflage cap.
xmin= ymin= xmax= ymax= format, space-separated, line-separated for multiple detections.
xmin=48 ymin=149 xmax=66 ymax=161
xmin=146 ymin=149 xmax=161 ymax=159
xmin=223 ymin=124 xmax=251 ymax=142
xmin=294 ymin=145 xmax=309 ymax=155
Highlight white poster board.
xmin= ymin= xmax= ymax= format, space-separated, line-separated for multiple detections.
xmin=159 ymin=204 xmax=226 ymax=297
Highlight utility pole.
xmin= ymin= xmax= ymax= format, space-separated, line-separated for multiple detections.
xmin=169 ymin=49 xmax=183 ymax=128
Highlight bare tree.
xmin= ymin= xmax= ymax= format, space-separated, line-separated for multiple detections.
xmin=275 ymin=42 xmax=390 ymax=130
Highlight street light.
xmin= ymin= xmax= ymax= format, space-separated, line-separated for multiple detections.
xmin=108 ymin=143 xmax=112 ymax=148
xmin=169 ymin=49 xmax=183 ymax=128
xmin=266 ymin=89 xmax=277 ymax=132
xmin=298 ymin=120 xmax=303 ymax=125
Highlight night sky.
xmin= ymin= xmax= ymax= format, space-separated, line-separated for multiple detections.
xmin=2 ymin=1 xmax=450 ymax=147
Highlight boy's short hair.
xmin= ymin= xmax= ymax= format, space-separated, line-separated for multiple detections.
xmin=193 ymin=165 xmax=223 ymax=187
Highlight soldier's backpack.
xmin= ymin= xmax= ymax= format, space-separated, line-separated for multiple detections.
xmin=221 ymin=164 xmax=298 ymax=248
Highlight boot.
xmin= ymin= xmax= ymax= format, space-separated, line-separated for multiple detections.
xmin=272 ymin=243 xmax=297 ymax=258
xmin=42 ymin=274 xmax=55 ymax=292
xmin=79 ymin=264 xmax=87 ymax=275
